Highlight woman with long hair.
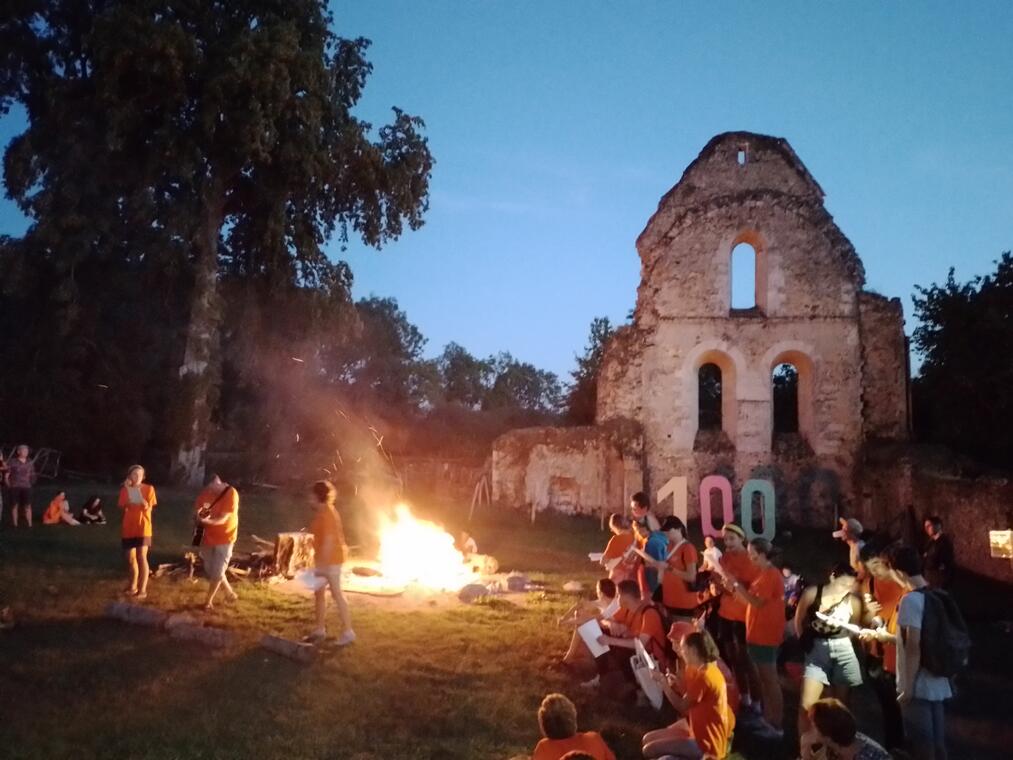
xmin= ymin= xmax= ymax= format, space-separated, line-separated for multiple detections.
xmin=117 ymin=465 xmax=156 ymax=599
xmin=307 ymin=480 xmax=355 ymax=645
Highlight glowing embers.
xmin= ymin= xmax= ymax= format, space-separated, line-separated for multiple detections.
xmin=375 ymin=504 xmax=477 ymax=592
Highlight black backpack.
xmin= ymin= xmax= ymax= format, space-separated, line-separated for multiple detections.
xmin=915 ymin=588 xmax=971 ymax=678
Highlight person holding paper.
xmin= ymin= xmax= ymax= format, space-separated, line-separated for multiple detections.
xmin=793 ymin=562 xmax=865 ymax=737
xmin=584 ymin=580 xmax=667 ymax=690
xmin=600 ymin=514 xmax=637 ymax=583
xmin=643 ymin=631 xmax=734 ymax=759
xmin=654 ymin=515 xmax=699 ymax=621
xmin=556 ymin=579 xmax=619 ymax=669
xmin=728 ymin=537 xmax=785 ymax=737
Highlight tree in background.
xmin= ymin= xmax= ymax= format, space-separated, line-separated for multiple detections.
xmin=565 ymin=316 xmax=614 ymax=424
xmin=438 ymin=342 xmax=494 ymax=408
xmin=0 ymin=1 xmax=432 ymax=483
xmin=912 ymin=252 xmax=1013 ymax=470
xmin=483 ymin=353 xmax=562 ymax=414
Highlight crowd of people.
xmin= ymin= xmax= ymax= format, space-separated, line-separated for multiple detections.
xmin=534 ymin=491 xmax=969 ymax=760
xmin=2 ymin=450 xmax=356 ymax=644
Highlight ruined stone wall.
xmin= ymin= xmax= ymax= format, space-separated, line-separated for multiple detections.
xmin=862 ymin=459 xmax=1013 ymax=585
xmin=491 ymin=423 xmax=643 ymax=517
xmin=857 ymin=293 xmax=909 ymax=441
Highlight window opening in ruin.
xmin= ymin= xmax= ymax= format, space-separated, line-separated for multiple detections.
xmin=731 ymin=243 xmax=757 ymax=309
xmin=772 ymin=363 xmax=799 ymax=434
xmin=737 ymin=148 xmax=747 ymax=165
xmin=698 ymin=363 xmax=722 ymax=431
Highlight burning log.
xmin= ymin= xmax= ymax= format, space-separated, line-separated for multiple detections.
xmin=260 ymin=634 xmax=316 ymax=663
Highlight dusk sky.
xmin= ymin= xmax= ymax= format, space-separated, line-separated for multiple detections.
xmin=2 ymin=2 xmax=1011 ymax=378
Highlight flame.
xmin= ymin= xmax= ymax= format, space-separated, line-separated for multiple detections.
xmin=377 ymin=504 xmax=477 ymax=591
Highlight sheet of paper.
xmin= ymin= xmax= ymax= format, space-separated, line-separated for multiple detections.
xmin=577 ymin=618 xmax=609 ymax=658
xmin=815 ymin=611 xmax=864 ymax=635
xmin=635 ymin=637 xmax=658 ymax=670
xmin=632 ymin=655 xmax=664 ymax=709
xmin=587 ymin=552 xmax=604 ymax=562
xmin=600 ymin=597 xmax=620 ymax=621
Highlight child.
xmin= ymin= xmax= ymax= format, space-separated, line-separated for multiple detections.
xmin=306 ymin=480 xmax=355 ymax=646
xmin=42 ymin=492 xmax=79 ymax=526
xmin=458 ymin=530 xmax=478 ymax=557
xmin=77 ymin=496 xmax=106 ymax=524
xmin=701 ymin=535 xmax=723 ymax=572
xmin=557 ymin=579 xmax=620 ymax=669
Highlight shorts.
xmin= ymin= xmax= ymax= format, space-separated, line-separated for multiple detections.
xmin=315 ymin=564 xmax=344 ymax=592
xmin=804 ymin=636 xmax=863 ymax=687
xmin=9 ymin=487 xmax=32 ymax=508
xmin=665 ymin=605 xmax=698 ymax=620
xmin=717 ymin=616 xmax=747 ymax=647
xmin=200 ymin=543 xmax=235 ymax=581
xmin=747 ymin=643 xmax=779 ymax=666
xmin=121 ymin=536 xmax=152 ymax=550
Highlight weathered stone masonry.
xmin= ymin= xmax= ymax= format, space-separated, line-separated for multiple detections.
xmin=494 ymin=132 xmax=910 ymax=526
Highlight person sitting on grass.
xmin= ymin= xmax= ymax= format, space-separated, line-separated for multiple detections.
xmin=557 ymin=579 xmax=619 ymax=670
xmin=76 ymin=495 xmax=106 ymax=524
xmin=585 ymin=579 xmax=668 ymax=691
xmin=532 ymin=693 xmax=616 ymax=760
xmin=42 ymin=491 xmax=79 ymax=525
xmin=799 ymin=698 xmax=890 ymax=760
xmin=306 ymin=479 xmax=355 ymax=646
xmin=644 ymin=629 xmax=735 ymax=760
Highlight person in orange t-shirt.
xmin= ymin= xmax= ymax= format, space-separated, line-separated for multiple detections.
xmin=600 ymin=513 xmax=637 ymax=583
xmin=729 ymin=537 xmax=785 ymax=733
xmin=306 ymin=480 xmax=355 ymax=646
xmin=654 ymin=516 xmax=699 ymax=620
xmin=42 ymin=491 xmax=79 ymax=525
xmin=715 ymin=523 xmax=761 ymax=704
xmin=643 ymin=625 xmax=736 ymax=759
xmin=195 ymin=474 xmax=240 ymax=611
xmin=532 ymin=693 xmax=616 ymax=760
xmin=117 ymin=464 xmax=157 ymax=599
xmin=857 ymin=543 xmax=907 ymax=753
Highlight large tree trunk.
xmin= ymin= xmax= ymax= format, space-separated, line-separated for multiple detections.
xmin=170 ymin=181 xmax=225 ymax=486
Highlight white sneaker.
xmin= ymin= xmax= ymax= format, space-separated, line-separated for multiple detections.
xmin=579 ymin=675 xmax=600 ymax=690
xmin=336 ymin=630 xmax=357 ymax=646
xmin=303 ymin=629 xmax=327 ymax=644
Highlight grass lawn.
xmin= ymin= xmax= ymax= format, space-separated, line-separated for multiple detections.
xmin=1 ymin=483 xmax=1010 ymax=759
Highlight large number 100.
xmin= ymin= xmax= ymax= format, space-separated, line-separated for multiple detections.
xmin=655 ymin=475 xmax=775 ymax=541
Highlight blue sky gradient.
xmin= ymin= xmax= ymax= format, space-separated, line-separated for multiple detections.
xmin=2 ymin=2 xmax=1011 ymax=378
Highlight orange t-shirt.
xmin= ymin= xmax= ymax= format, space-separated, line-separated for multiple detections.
xmin=118 ymin=484 xmax=157 ymax=539
xmin=661 ymin=540 xmax=699 ymax=610
xmin=602 ymin=532 xmax=634 ymax=560
xmin=43 ymin=497 xmax=64 ymax=524
xmin=745 ymin=566 xmax=785 ymax=646
xmin=718 ymin=549 xmax=760 ymax=621
xmin=630 ymin=602 xmax=668 ymax=667
xmin=196 ymin=485 xmax=239 ymax=546
xmin=873 ymin=576 xmax=905 ymax=673
xmin=533 ymin=731 xmax=616 ymax=760
xmin=684 ymin=662 xmax=734 ymax=760
xmin=311 ymin=508 xmax=347 ymax=566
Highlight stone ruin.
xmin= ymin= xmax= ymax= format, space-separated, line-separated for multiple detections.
xmin=494 ymin=131 xmax=909 ymax=528
xmin=492 ymin=131 xmax=1013 ymax=585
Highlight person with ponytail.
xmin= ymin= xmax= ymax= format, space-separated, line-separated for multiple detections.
xmin=306 ymin=479 xmax=355 ymax=646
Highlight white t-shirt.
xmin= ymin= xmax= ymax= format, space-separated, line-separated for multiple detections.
xmin=896 ymin=590 xmax=953 ymax=701
xmin=702 ymin=545 xmax=723 ymax=569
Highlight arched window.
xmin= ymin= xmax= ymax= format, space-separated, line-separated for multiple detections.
xmin=731 ymin=242 xmax=757 ymax=309
xmin=772 ymin=362 xmax=799 ymax=434
xmin=698 ymin=363 xmax=722 ymax=431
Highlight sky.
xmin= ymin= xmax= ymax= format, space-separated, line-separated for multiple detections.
xmin=2 ymin=2 xmax=1011 ymax=378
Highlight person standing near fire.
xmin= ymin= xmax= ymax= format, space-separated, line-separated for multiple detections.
xmin=118 ymin=464 xmax=156 ymax=599
xmin=307 ymin=479 xmax=356 ymax=646
xmin=194 ymin=474 xmax=239 ymax=611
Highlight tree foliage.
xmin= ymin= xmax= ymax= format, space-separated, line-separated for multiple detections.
xmin=565 ymin=316 xmax=614 ymax=424
xmin=912 ymin=253 xmax=1013 ymax=469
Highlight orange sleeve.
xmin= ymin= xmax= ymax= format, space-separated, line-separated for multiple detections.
xmin=117 ymin=487 xmax=128 ymax=509
xmin=146 ymin=485 xmax=157 ymax=508
xmin=603 ymin=534 xmax=629 ymax=560
xmin=683 ymin=666 xmax=704 ymax=702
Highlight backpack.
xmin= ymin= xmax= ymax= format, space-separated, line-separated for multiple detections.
xmin=916 ymin=588 xmax=971 ymax=678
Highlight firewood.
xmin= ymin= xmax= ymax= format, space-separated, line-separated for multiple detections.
xmin=260 ymin=634 xmax=316 ymax=663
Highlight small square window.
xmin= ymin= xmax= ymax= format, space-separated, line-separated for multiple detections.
xmin=737 ymin=148 xmax=747 ymax=166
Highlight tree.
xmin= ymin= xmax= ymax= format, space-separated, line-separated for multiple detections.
xmin=438 ymin=342 xmax=493 ymax=408
xmin=912 ymin=253 xmax=1013 ymax=469
xmin=1 ymin=1 xmax=433 ymax=483
xmin=484 ymin=353 xmax=562 ymax=414
xmin=565 ymin=316 xmax=614 ymax=423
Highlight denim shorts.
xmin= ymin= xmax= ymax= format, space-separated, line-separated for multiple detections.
xmin=804 ymin=636 xmax=863 ymax=687
xmin=200 ymin=543 xmax=235 ymax=581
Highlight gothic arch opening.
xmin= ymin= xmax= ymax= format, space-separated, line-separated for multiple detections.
xmin=729 ymin=230 xmax=768 ymax=314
